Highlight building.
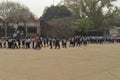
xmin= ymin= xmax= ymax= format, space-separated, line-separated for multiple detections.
xmin=109 ymin=26 xmax=120 ymax=36
xmin=0 ymin=15 xmax=42 ymax=38
xmin=0 ymin=18 xmax=5 ymax=37
xmin=0 ymin=16 xmax=75 ymax=38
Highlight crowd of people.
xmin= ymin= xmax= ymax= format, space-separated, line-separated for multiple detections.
xmin=0 ymin=34 xmax=120 ymax=49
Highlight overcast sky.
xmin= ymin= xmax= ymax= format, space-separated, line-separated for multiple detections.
xmin=0 ymin=0 xmax=120 ymax=18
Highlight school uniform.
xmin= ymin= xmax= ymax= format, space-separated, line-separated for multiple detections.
xmin=62 ymin=39 xmax=67 ymax=48
xmin=32 ymin=38 xmax=35 ymax=49
xmin=49 ymin=39 xmax=53 ymax=49
xmin=0 ymin=39 xmax=2 ymax=48
xmin=83 ymin=37 xmax=87 ymax=46
xmin=17 ymin=39 xmax=21 ymax=48
xmin=13 ymin=39 xmax=18 ymax=49
xmin=3 ymin=40 xmax=6 ymax=48
xmin=8 ymin=38 xmax=13 ymax=48
xmin=55 ymin=38 xmax=60 ymax=49
xmin=22 ymin=39 xmax=25 ymax=48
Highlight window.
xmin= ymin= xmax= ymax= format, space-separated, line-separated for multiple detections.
xmin=27 ymin=27 xmax=37 ymax=33
xmin=0 ymin=26 xmax=5 ymax=37
xmin=26 ymin=23 xmax=35 ymax=26
xmin=8 ymin=23 xmax=14 ymax=26
xmin=18 ymin=22 xmax=24 ymax=26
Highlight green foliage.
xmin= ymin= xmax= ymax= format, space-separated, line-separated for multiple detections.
xmin=74 ymin=18 xmax=93 ymax=35
xmin=63 ymin=0 xmax=120 ymax=34
xmin=0 ymin=1 xmax=33 ymax=19
xmin=116 ymin=18 xmax=120 ymax=27
xmin=43 ymin=5 xmax=72 ymax=21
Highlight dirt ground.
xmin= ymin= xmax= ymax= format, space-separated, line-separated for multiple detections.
xmin=0 ymin=44 xmax=120 ymax=80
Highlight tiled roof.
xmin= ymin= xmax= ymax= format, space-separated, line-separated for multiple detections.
xmin=16 ymin=15 xmax=26 ymax=22
xmin=5 ymin=17 xmax=15 ymax=22
xmin=26 ymin=15 xmax=37 ymax=22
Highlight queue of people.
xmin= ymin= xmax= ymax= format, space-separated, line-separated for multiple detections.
xmin=0 ymin=35 xmax=120 ymax=49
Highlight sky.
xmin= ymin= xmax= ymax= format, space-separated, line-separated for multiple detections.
xmin=0 ymin=0 xmax=62 ymax=18
xmin=0 ymin=0 xmax=120 ymax=18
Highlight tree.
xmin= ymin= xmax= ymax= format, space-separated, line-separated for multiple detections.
xmin=0 ymin=1 xmax=33 ymax=19
xmin=63 ymin=0 xmax=120 ymax=34
xmin=74 ymin=18 xmax=93 ymax=35
xmin=43 ymin=5 xmax=72 ymax=21
xmin=40 ymin=17 xmax=75 ymax=38
xmin=116 ymin=18 xmax=120 ymax=27
xmin=50 ymin=17 xmax=75 ymax=38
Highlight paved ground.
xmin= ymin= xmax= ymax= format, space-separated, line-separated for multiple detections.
xmin=0 ymin=44 xmax=120 ymax=80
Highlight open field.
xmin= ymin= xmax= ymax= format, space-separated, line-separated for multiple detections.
xmin=0 ymin=44 xmax=120 ymax=80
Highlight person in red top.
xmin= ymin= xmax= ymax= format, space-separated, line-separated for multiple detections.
xmin=34 ymin=34 xmax=41 ymax=49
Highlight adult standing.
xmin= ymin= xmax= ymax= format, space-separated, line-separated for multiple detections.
xmin=35 ymin=34 xmax=41 ymax=49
